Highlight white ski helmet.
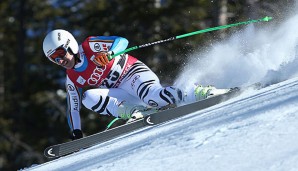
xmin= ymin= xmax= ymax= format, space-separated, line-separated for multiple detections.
xmin=43 ymin=29 xmax=79 ymax=61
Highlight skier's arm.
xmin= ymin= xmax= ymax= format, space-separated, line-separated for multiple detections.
xmin=93 ymin=36 xmax=129 ymax=54
xmin=65 ymin=75 xmax=83 ymax=139
xmin=108 ymin=36 xmax=129 ymax=54
xmin=90 ymin=36 xmax=129 ymax=67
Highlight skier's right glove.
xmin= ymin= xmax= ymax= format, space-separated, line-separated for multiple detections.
xmin=91 ymin=51 xmax=112 ymax=67
xmin=71 ymin=129 xmax=83 ymax=140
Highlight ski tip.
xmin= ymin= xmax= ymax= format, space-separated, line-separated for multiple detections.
xmin=229 ymin=87 xmax=240 ymax=92
xmin=245 ymin=82 xmax=264 ymax=90
xmin=44 ymin=146 xmax=59 ymax=158
xmin=144 ymin=115 xmax=155 ymax=125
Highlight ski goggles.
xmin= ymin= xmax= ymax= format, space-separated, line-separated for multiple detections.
xmin=48 ymin=46 xmax=68 ymax=64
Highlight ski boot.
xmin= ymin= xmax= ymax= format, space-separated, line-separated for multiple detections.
xmin=183 ymin=84 xmax=231 ymax=104
xmin=194 ymin=85 xmax=231 ymax=101
xmin=126 ymin=108 xmax=158 ymax=123
xmin=117 ymin=101 xmax=157 ymax=123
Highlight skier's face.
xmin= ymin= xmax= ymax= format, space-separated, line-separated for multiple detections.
xmin=49 ymin=47 xmax=75 ymax=69
xmin=56 ymin=52 xmax=75 ymax=69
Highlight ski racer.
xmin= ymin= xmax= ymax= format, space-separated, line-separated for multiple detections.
xmin=42 ymin=29 xmax=230 ymax=140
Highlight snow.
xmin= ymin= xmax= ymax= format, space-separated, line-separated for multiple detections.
xmin=23 ymin=76 xmax=298 ymax=171
xmin=22 ymin=3 xmax=298 ymax=171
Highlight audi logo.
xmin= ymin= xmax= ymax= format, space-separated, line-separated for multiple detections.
xmin=87 ymin=66 xmax=106 ymax=86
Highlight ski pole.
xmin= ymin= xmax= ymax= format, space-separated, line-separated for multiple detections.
xmin=109 ymin=16 xmax=272 ymax=59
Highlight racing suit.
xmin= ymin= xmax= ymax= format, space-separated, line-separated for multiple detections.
xmin=65 ymin=36 xmax=181 ymax=131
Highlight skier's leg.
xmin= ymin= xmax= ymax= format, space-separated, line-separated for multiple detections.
xmin=82 ymin=88 xmax=148 ymax=119
xmin=119 ymin=61 xmax=230 ymax=107
xmin=119 ymin=61 xmax=182 ymax=108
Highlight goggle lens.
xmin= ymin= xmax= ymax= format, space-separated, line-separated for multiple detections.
xmin=49 ymin=47 xmax=67 ymax=63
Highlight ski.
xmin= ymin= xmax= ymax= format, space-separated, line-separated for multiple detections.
xmin=44 ymin=83 xmax=261 ymax=158
xmin=143 ymin=88 xmax=242 ymax=125
xmin=44 ymin=119 xmax=147 ymax=158
xmin=143 ymin=83 xmax=263 ymax=125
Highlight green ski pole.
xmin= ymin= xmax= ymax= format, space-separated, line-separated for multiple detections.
xmin=109 ymin=16 xmax=272 ymax=60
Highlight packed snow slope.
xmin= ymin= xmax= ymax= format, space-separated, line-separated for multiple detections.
xmin=24 ymin=4 xmax=298 ymax=171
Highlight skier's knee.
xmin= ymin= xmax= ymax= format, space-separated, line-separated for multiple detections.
xmin=81 ymin=90 xmax=96 ymax=110
xmin=146 ymin=86 xmax=182 ymax=107
xmin=162 ymin=86 xmax=182 ymax=104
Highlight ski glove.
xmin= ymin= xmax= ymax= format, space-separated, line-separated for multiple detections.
xmin=71 ymin=129 xmax=83 ymax=140
xmin=91 ymin=51 xmax=113 ymax=67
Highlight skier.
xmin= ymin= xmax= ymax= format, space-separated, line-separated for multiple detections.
xmin=42 ymin=29 xmax=230 ymax=140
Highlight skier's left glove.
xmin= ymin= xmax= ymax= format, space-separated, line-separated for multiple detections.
xmin=71 ymin=129 xmax=83 ymax=140
xmin=91 ymin=51 xmax=113 ymax=67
